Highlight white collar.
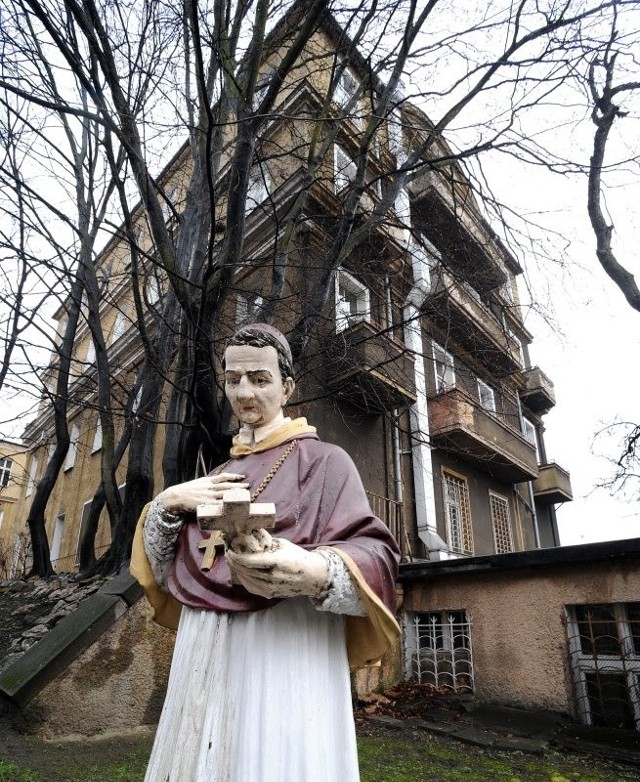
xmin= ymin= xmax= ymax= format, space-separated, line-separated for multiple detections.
xmin=237 ymin=413 xmax=292 ymax=445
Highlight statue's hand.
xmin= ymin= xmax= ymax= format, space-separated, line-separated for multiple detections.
xmin=157 ymin=473 xmax=249 ymax=515
xmin=226 ymin=538 xmax=328 ymax=600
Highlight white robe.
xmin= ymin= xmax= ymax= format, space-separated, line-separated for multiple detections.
xmin=144 ymin=598 xmax=360 ymax=782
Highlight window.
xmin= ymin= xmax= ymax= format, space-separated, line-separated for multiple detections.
xmin=432 ymin=341 xmax=455 ymax=393
xmin=246 ymin=166 xmax=270 ymax=211
xmin=64 ymin=423 xmax=80 ymax=471
xmin=85 ymin=338 xmax=96 ymax=364
xmin=92 ymin=420 xmax=102 ymax=453
xmin=111 ymin=305 xmax=129 ymax=344
xmin=26 ymin=455 xmax=39 ymax=497
xmin=489 ymin=493 xmax=514 ymax=554
xmin=50 ymin=512 xmax=65 ymax=563
xmin=146 ymin=271 xmax=161 ymax=305
xmin=566 ymin=603 xmax=640 ymax=730
xmin=335 ymin=269 xmax=370 ymax=333
xmin=522 ymin=417 xmax=537 ymax=454
xmin=405 ymin=610 xmax=474 ymax=694
xmin=334 ymin=64 xmax=359 ymax=109
xmin=0 ymin=457 xmax=12 ymax=488
xmin=334 ymin=145 xmax=357 ymax=192
xmin=0 ymin=509 xmax=4 ymax=530
xmin=75 ymin=500 xmax=93 ymax=566
xmin=442 ymin=471 xmax=474 ymax=555
xmin=236 ymin=292 xmax=264 ymax=326
xmin=477 ymin=379 xmax=496 ymax=412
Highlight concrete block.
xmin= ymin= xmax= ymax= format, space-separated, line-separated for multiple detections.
xmin=0 ymin=593 xmax=126 ymax=706
xmin=99 ymin=572 xmax=143 ymax=606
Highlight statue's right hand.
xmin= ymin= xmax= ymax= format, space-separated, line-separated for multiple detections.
xmin=157 ymin=473 xmax=249 ymax=515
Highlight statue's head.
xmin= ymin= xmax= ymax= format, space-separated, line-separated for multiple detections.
xmin=223 ymin=324 xmax=295 ymax=429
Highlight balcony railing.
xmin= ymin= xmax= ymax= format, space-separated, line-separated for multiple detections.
xmin=428 ymin=387 xmax=539 ymax=482
xmin=366 ymin=490 xmax=412 ymax=561
xmin=521 ymin=366 xmax=556 ymax=414
xmin=326 ymin=320 xmax=417 ymax=413
xmin=532 ymin=462 xmax=573 ymax=504
xmin=423 ymin=267 xmax=523 ymax=375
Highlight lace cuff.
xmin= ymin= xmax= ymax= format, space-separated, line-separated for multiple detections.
xmin=312 ymin=548 xmax=366 ymax=616
xmin=143 ymin=497 xmax=184 ymax=587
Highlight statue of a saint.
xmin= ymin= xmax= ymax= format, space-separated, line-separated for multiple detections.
xmin=131 ymin=323 xmax=400 ymax=781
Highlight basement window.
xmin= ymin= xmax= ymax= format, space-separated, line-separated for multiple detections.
xmin=566 ymin=602 xmax=640 ymax=730
xmin=405 ymin=610 xmax=474 ymax=694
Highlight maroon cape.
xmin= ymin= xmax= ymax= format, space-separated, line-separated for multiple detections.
xmin=168 ymin=431 xmax=400 ymax=619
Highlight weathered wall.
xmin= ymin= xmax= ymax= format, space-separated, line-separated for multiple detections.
xmin=24 ymin=600 xmax=175 ymax=738
xmin=403 ymin=558 xmax=640 ymax=716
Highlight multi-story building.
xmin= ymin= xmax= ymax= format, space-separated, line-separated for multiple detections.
xmin=0 ymin=438 xmax=28 ymax=578
xmin=9 ymin=0 xmax=574 ymax=690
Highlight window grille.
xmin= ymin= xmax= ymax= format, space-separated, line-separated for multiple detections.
xmin=405 ymin=611 xmax=474 ymax=694
xmin=489 ymin=493 xmax=514 ymax=554
xmin=0 ymin=457 xmax=12 ymax=488
xmin=442 ymin=471 xmax=473 ymax=555
xmin=566 ymin=602 xmax=640 ymax=730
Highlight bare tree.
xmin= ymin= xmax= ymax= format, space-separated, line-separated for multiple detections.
xmin=2 ymin=0 xmax=640 ymax=574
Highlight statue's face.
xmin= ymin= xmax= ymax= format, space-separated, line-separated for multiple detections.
xmin=224 ymin=344 xmax=294 ymax=429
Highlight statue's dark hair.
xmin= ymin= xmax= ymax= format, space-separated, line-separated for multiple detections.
xmin=225 ymin=327 xmax=294 ymax=381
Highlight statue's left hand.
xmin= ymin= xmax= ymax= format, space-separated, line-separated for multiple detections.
xmin=226 ymin=538 xmax=328 ymax=600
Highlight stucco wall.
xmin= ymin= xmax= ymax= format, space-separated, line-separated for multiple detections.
xmin=24 ymin=600 xmax=175 ymax=738
xmin=403 ymin=559 xmax=640 ymax=716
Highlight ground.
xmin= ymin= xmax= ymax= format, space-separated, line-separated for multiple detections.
xmin=0 ymin=719 xmax=637 ymax=782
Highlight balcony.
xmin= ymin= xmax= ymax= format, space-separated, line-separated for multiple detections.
xmin=428 ymin=388 xmax=539 ymax=482
xmin=325 ymin=320 xmax=416 ymax=413
xmin=410 ymin=175 xmax=511 ymax=292
xmin=423 ymin=267 xmax=523 ymax=375
xmin=521 ymin=366 xmax=556 ymax=414
xmin=532 ymin=462 xmax=573 ymax=504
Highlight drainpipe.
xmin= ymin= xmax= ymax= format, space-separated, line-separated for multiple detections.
xmin=403 ymin=227 xmax=449 ymax=560
xmin=385 ymin=279 xmax=404 ymax=506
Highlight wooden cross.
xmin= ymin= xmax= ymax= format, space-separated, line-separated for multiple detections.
xmin=196 ymin=488 xmax=276 ymax=569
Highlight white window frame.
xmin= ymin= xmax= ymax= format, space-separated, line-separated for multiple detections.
xmin=0 ymin=509 xmax=4 ymax=530
xmin=334 ymin=64 xmax=359 ymax=109
xmin=64 ymin=423 xmax=80 ymax=471
xmin=50 ymin=512 xmax=65 ymax=563
xmin=146 ymin=271 xmax=161 ymax=305
xmin=85 ymin=338 xmax=96 ymax=365
xmin=335 ymin=269 xmax=370 ymax=333
xmin=334 ymin=144 xmax=357 ymax=192
xmin=522 ymin=417 xmax=537 ymax=450
xmin=111 ymin=306 xmax=129 ymax=344
xmin=0 ymin=457 xmax=12 ymax=488
xmin=477 ymin=378 xmax=496 ymax=412
xmin=26 ymin=455 xmax=39 ymax=497
xmin=92 ymin=419 xmax=103 ymax=453
xmin=246 ymin=166 xmax=270 ymax=211
xmin=489 ymin=492 xmax=514 ymax=554
xmin=236 ymin=292 xmax=265 ymax=326
xmin=432 ymin=341 xmax=455 ymax=393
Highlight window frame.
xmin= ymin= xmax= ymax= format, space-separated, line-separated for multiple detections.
xmin=477 ymin=378 xmax=496 ymax=413
xmin=0 ymin=456 xmax=12 ymax=488
xmin=334 ymin=144 xmax=357 ymax=193
xmin=64 ymin=423 xmax=80 ymax=472
xmin=442 ymin=470 xmax=474 ymax=556
xmin=432 ymin=341 xmax=456 ymax=393
xmin=489 ymin=492 xmax=514 ymax=554
xmin=335 ymin=268 xmax=370 ymax=333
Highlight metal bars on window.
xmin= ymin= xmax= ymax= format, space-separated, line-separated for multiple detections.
xmin=566 ymin=602 xmax=640 ymax=730
xmin=489 ymin=493 xmax=514 ymax=554
xmin=442 ymin=471 xmax=474 ymax=555
xmin=405 ymin=611 xmax=474 ymax=694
